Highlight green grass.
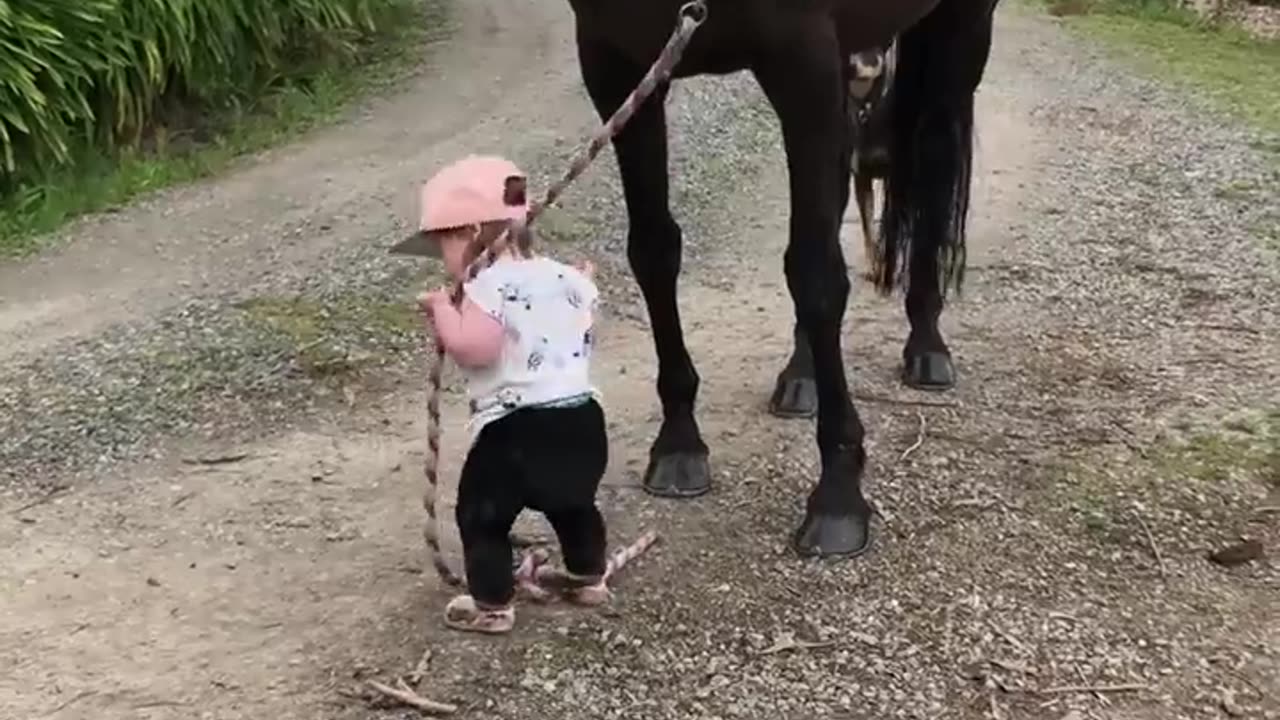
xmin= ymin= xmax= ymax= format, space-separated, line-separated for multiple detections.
xmin=0 ymin=0 xmax=451 ymax=258
xmin=238 ymin=292 xmax=425 ymax=379
xmin=1059 ymin=409 xmax=1279 ymax=538
xmin=1034 ymin=0 xmax=1280 ymax=139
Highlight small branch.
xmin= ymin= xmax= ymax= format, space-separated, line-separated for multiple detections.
xmin=1132 ymin=509 xmax=1167 ymax=580
xmin=181 ymin=453 xmax=250 ymax=466
xmin=855 ymin=392 xmax=959 ymax=409
xmin=899 ymin=409 xmax=927 ymax=462
xmin=40 ymin=690 xmax=96 ymax=718
xmin=756 ymin=633 xmax=836 ymax=656
xmin=12 ymin=486 xmax=70 ymax=515
xmin=1188 ymin=323 xmax=1260 ymax=335
xmin=1039 ymin=683 xmax=1146 ymax=695
xmin=408 ymin=648 xmax=433 ymax=687
xmin=991 ymin=626 xmax=1029 ymax=654
xmin=365 ymin=679 xmax=457 ymax=715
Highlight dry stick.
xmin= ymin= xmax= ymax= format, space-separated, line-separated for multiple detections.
xmin=1132 ymin=509 xmax=1167 ymax=580
xmin=899 ymin=409 xmax=927 ymax=461
xmin=420 ymin=0 xmax=707 ymax=592
xmin=365 ymin=679 xmax=458 ymax=715
xmin=854 ymin=391 xmax=959 ymax=409
xmin=1074 ymin=663 xmax=1108 ymax=706
xmin=1039 ymin=683 xmax=1146 ymax=695
xmin=757 ymin=635 xmax=836 ymax=656
xmin=407 ymin=648 xmax=434 ymax=687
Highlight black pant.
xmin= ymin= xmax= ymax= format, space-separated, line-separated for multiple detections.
xmin=456 ymin=398 xmax=608 ymax=606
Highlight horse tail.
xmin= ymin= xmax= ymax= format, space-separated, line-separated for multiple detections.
xmin=874 ymin=0 xmax=997 ymax=297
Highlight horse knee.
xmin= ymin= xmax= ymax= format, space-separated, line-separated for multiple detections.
xmin=625 ymin=216 xmax=682 ymax=280
xmin=786 ymin=255 xmax=850 ymax=324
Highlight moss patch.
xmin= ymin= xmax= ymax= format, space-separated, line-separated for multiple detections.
xmin=238 ymin=292 xmax=423 ymax=379
xmin=1055 ymin=410 xmax=1279 ymax=543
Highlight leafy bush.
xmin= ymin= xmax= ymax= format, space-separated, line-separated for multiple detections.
xmin=0 ymin=0 xmax=383 ymax=186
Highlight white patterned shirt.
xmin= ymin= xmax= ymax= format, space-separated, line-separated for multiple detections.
xmin=460 ymin=255 xmax=600 ymax=438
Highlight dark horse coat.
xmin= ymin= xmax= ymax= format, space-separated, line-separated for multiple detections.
xmin=566 ymin=0 xmax=1000 ymax=558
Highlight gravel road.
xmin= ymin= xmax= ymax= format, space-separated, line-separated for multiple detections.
xmin=1 ymin=2 xmax=1277 ymax=719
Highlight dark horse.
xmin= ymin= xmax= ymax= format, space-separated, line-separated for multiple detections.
xmin=567 ymin=0 xmax=999 ymax=558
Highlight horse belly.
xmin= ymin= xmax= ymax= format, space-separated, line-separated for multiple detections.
xmin=833 ymin=0 xmax=942 ymax=49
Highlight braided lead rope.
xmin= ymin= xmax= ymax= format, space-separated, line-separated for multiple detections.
xmin=525 ymin=0 xmax=708 ymax=225
xmin=422 ymin=0 xmax=709 ymax=591
xmin=602 ymin=529 xmax=660 ymax=582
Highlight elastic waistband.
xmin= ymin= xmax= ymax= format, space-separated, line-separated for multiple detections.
xmin=526 ymin=391 xmax=595 ymax=410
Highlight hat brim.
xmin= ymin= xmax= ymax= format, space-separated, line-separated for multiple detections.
xmin=389 ymin=229 xmax=441 ymax=258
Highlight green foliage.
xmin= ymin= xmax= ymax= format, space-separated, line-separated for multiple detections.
xmin=1034 ymin=0 xmax=1280 ymax=138
xmin=0 ymin=0 xmax=382 ymax=185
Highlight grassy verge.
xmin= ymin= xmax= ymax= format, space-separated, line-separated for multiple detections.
xmin=1031 ymin=0 xmax=1280 ymax=139
xmin=0 ymin=0 xmax=451 ymax=258
xmin=1058 ymin=409 xmax=1278 ymax=544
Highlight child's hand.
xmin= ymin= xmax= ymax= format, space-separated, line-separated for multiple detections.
xmin=417 ymin=287 xmax=453 ymax=331
xmin=574 ymin=259 xmax=596 ymax=279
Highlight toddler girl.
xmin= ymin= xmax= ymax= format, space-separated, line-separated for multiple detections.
xmin=401 ymin=155 xmax=609 ymax=634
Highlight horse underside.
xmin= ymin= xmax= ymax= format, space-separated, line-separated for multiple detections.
xmin=568 ymin=0 xmax=999 ymax=559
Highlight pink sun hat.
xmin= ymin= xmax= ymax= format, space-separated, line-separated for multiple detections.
xmin=390 ymin=154 xmax=530 ymax=258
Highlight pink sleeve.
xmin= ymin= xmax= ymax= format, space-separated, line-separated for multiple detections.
xmin=448 ymin=298 xmax=505 ymax=368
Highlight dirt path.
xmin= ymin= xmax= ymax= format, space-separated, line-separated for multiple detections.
xmin=0 ymin=0 xmax=571 ymax=365
xmin=2 ymin=3 xmax=1278 ymax=720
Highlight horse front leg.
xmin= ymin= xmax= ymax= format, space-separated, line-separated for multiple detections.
xmin=576 ymin=36 xmax=711 ymax=498
xmin=756 ymin=29 xmax=873 ymax=558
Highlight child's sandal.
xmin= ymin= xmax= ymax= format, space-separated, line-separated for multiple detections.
xmin=443 ymin=595 xmax=515 ymax=634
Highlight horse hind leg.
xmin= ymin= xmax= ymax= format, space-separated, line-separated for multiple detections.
xmin=574 ymin=34 xmax=711 ymax=498
xmin=853 ymin=169 xmax=879 ymax=282
xmin=767 ymin=47 xmax=878 ymax=420
xmin=879 ymin=0 xmax=996 ymax=391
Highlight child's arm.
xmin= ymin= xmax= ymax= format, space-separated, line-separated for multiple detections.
xmin=420 ymin=291 xmax=505 ymax=368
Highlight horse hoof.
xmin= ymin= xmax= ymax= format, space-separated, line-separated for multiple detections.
xmin=791 ymin=509 xmax=873 ymax=559
xmin=769 ymin=376 xmax=817 ymax=418
xmin=642 ymin=451 xmax=712 ymax=498
xmin=902 ymin=351 xmax=955 ymax=391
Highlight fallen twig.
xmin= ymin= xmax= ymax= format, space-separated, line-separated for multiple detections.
xmin=1189 ymin=323 xmax=1260 ymax=335
xmin=12 ymin=486 xmax=70 ymax=515
xmin=1075 ymin=663 xmax=1108 ymax=706
xmin=990 ymin=658 xmax=1037 ymax=676
xmin=181 ymin=453 xmax=250 ymax=466
xmin=365 ymin=679 xmax=457 ymax=715
xmin=407 ymin=648 xmax=434 ymax=687
xmin=991 ymin=626 xmax=1029 ymax=654
xmin=756 ymin=632 xmax=836 ymax=656
xmin=1039 ymin=683 xmax=1146 ymax=695
xmin=899 ymin=409 xmax=927 ymax=462
xmin=1132 ymin=509 xmax=1167 ymax=580
xmin=855 ymin=392 xmax=959 ymax=409
xmin=39 ymin=690 xmax=96 ymax=718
